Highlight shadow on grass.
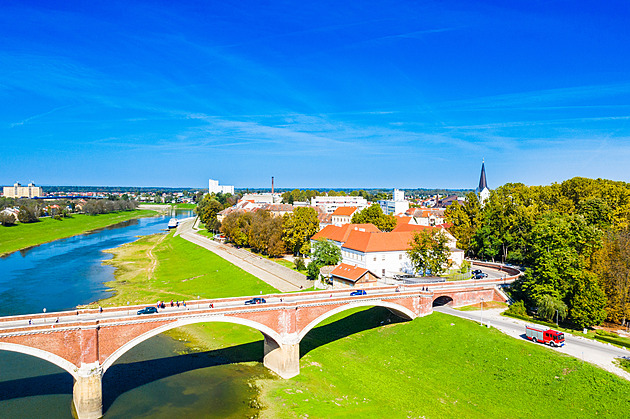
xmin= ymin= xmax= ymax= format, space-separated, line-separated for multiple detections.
xmin=300 ymin=306 xmax=408 ymax=357
xmin=0 ymin=306 xmax=409 ymax=412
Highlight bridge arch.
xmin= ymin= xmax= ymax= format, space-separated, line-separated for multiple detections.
xmin=296 ymin=300 xmax=416 ymax=343
xmin=0 ymin=342 xmax=79 ymax=379
xmin=101 ymin=315 xmax=283 ymax=373
xmin=433 ymin=295 xmax=454 ymax=307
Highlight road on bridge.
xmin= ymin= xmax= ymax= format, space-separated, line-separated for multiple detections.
xmin=434 ymin=305 xmax=630 ymax=380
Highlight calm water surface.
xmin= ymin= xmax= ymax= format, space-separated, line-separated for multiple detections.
xmin=0 ymin=210 xmax=267 ymax=417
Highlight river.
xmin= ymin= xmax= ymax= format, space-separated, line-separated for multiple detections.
xmin=0 ymin=210 xmax=267 ymax=418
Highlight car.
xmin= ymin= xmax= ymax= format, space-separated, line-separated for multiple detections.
xmin=473 ymin=272 xmax=488 ymax=279
xmin=350 ymin=289 xmax=367 ymax=296
xmin=471 ymin=269 xmax=482 ymax=275
xmin=137 ymin=306 xmax=158 ymax=315
xmin=245 ymin=297 xmax=266 ymax=305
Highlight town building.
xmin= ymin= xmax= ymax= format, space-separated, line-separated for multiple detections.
xmin=208 ymin=179 xmax=234 ymax=195
xmin=240 ymin=193 xmax=281 ymax=204
xmin=310 ymin=195 xmax=369 ymax=214
xmin=331 ymin=206 xmax=358 ymax=226
xmin=312 ymin=220 xmax=463 ymax=281
xmin=329 ymin=263 xmax=380 ymax=289
xmin=404 ymin=208 xmax=446 ymax=226
xmin=377 ymin=188 xmax=410 ymax=215
xmin=311 ymin=223 xmax=381 ymax=248
xmin=2 ymin=182 xmax=43 ymax=198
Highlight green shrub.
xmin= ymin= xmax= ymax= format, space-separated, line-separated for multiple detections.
xmin=293 ymin=256 xmax=306 ymax=271
xmin=595 ymin=329 xmax=618 ymax=338
xmin=459 ymin=260 xmax=471 ymax=274
xmin=505 ymin=300 xmax=527 ymax=317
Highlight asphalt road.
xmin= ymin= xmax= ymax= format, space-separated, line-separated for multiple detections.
xmin=434 ymin=305 xmax=630 ymax=379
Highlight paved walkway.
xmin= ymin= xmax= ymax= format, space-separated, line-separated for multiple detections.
xmin=177 ymin=219 xmax=311 ymax=292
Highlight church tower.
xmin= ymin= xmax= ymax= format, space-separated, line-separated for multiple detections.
xmin=477 ymin=160 xmax=490 ymax=203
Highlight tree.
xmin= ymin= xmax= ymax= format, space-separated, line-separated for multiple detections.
xmin=282 ymin=207 xmax=319 ymax=255
xmin=535 ymin=295 xmax=567 ymax=322
xmin=311 ymin=239 xmax=341 ymax=267
xmin=444 ymin=192 xmax=481 ymax=255
xmin=593 ymin=229 xmax=630 ymax=325
xmin=351 ymin=204 xmax=397 ymax=232
xmin=18 ymin=205 xmax=39 ymax=223
xmin=568 ymin=272 xmax=607 ymax=328
xmin=0 ymin=212 xmax=16 ymax=226
xmin=220 ymin=212 xmax=252 ymax=247
xmin=406 ymin=230 xmax=451 ymax=276
xmin=196 ymin=196 xmax=223 ymax=231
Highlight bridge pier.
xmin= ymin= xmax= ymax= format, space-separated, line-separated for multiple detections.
xmin=262 ymin=334 xmax=299 ymax=379
xmin=73 ymin=362 xmax=103 ymax=419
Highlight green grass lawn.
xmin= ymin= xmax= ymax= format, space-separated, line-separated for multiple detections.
xmin=99 ymin=232 xmax=278 ymax=306
xmin=259 ymin=309 xmax=630 ymax=418
xmin=0 ymin=210 xmax=157 ymax=256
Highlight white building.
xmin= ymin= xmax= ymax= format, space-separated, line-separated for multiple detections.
xmin=209 ymin=179 xmax=234 ymax=195
xmin=378 ymin=188 xmax=410 ymax=215
xmin=3 ymin=182 xmax=43 ymax=198
xmin=310 ymin=195 xmax=369 ymax=214
xmin=239 ymin=193 xmax=281 ymax=204
xmin=340 ymin=225 xmax=463 ymax=278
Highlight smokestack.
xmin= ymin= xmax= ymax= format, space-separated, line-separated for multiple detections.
xmin=271 ymin=176 xmax=274 ymax=194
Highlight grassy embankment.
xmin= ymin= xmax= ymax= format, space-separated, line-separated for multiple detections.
xmin=101 ymin=232 xmax=630 ymax=417
xmin=100 ymin=231 xmax=277 ymax=306
xmin=0 ymin=210 xmax=157 ymax=256
xmin=172 ymin=308 xmax=630 ymax=418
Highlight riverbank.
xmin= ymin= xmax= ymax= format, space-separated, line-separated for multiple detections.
xmin=99 ymin=231 xmax=278 ymax=307
xmin=0 ymin=209 xmax=158 ymax=256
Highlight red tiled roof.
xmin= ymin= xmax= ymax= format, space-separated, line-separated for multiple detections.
xmin=330 ymin=263 xmax=377 ymax=282
xmin=391 ymin=224 xmax=441 ymax=233
xmin=342 ymin=230 xmax=418 ymax=253
xmin=332 ymin=206 xmax=358 ymax=216
xmin=311 ymin=223 xmax=380 ymax=242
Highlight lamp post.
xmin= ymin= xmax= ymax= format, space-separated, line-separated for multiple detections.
xmin=480 ymin=298 xmax=484 ymax=326
xmin=555 ymin=309 xmax=559 ymax=327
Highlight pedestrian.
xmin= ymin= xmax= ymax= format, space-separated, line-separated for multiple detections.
xmin=171 ymin=300 xmax=174 ymax=307
xmin=28 ymin=319 xmax=32 ymax=325
xmin=99 ymin=306 xmax=103 ymax=313
xmin=209 ymin=303 xmax=214 ymax=309
xmin=55 ymin=317 xmax=59 ymax=323
xmin=183 ymin=301 xmax=186 ymax=307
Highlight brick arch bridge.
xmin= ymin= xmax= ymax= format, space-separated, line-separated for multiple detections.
xmin=0 ymin=276 xmax=516 ymax=419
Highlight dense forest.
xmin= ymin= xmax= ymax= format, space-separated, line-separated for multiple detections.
xmin=445 ymin=177 xmax=630 ymax=328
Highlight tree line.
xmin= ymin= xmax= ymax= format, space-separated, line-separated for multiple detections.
xmin=445 ymin=177 xmax=630 ymax=328
xmin=0 ymin=198 xmax=139 ymax=226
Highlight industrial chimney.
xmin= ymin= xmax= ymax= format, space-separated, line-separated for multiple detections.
xmin=271 ymin=176 xmax=274 ymax=195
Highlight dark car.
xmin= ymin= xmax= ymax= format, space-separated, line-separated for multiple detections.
xmin=245 ymin=297 xmax=266 ymax=305
xmin=471 ymin=269 xmax=482 ymax=275
xmin=350 ymin=289 xmax=367 ymax=296
xmin=137 ymin=306 xmax=158 ymax=315
xmin=473 ymin=272 xmax=488 ymax=279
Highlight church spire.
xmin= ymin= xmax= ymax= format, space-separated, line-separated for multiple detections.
xmin=478 ymin=161 xmax=487 ymax=191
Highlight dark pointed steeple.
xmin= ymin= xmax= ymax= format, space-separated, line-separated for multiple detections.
xmin=478 ymin=160 xmax=487 ymax=191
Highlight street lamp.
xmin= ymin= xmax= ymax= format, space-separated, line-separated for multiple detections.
xmin=555 ymin=309 xmax=559 ymax=326
xmin=480 ymin=298 xmax=484 ymax=326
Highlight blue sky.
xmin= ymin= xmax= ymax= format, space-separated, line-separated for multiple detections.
xmin=2 ymin=1 xmax=630 ymax=189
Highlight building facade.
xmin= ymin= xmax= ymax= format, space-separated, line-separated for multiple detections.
xmin=310 ymin=195 xmax=369 ymax=214
xmin=208 ymin=179 xmax=235 ymax=195
xmin=3 ymin=182 xmax=43 ymax=198
xmin=377 ymin=188 xmax=410 ymax=215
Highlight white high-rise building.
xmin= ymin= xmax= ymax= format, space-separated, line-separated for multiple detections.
xmin=3 ymin=182 xmax=43 ymax=198
xmin=209 ymin=179 xmax=234 ymax=195
xmin=378 ymin=188 xmax=409 ymax=215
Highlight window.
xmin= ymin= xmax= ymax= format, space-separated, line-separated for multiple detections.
xmin=373 ymin=257 xmax=376 ymax=261
xmin=382 ymin=269 xmax=385 ymax=276
xmin=382 ymin=255 xmax=385 ymax=261
xmin=399 ymin=254 xmax=402 ymax=260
